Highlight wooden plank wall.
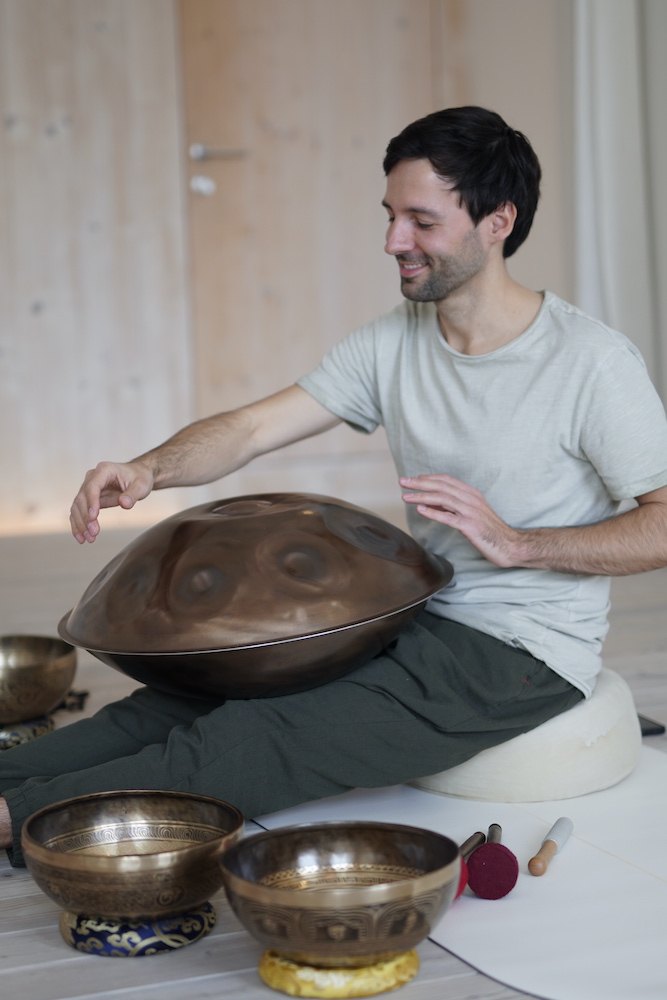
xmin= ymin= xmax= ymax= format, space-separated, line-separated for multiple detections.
xmin=0 ymin=0 xmax=192 ymax=535
xmin=0 ymin=0 xmax=577 ymax=537
xmin=176 ymin=0 xmax=441 ymax=521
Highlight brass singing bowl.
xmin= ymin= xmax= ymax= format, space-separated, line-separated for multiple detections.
xmin=220 ymin=821 xmax=460 ymax=968
xmin=22 ymin=790 xmax=244 ymax=920
xmin=59 ymin=494 xmax=452 ymax=699
xmin=0 ymin=635 xmax=76 ymax=724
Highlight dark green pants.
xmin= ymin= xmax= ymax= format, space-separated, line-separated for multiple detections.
xmin=0 ymin=612 xmax=582 ymax=866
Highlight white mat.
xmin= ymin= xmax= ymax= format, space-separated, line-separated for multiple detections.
xmin=257 ymin=745 xmax=667 ymax=1000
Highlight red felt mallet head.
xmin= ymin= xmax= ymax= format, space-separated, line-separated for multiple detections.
xmin=466 ymin=823 xmax=519 ymax=900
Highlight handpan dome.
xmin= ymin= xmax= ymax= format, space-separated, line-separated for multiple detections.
xmin=59 ymin=493 xmax=452 ymax=699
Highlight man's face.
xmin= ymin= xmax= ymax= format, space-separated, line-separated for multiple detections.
xmin=383 ymin=158 xmax=487 ymax=302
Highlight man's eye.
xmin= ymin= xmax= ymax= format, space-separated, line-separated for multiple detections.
xmin=417 ymin=222 xmax=434 ymax=230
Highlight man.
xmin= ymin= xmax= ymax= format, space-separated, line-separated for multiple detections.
xmin=2 ymin=107 xmax=666 ymax=866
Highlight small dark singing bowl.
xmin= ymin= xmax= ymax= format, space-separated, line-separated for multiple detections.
xmin=22 ymin=790 xmax=244 ymax=920
xmin=220 ymin=821 xmax=460 ymax=968
xmin=58 ymin=493 xmax=452 ymax=699
xmin=0 ymin=635 xmax=76 ymax=724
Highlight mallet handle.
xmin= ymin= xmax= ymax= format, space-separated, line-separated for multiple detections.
xmin=487 ymin=823 xmax=502 ymax=844
xmin=528 ymin=817 xmax=574 ymax=876
xmin=460 ymin=831 xmax=485 ymax=859
xmin=528 ymin=839 xmax=558 ymax=875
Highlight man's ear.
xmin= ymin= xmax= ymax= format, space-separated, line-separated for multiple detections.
xmin=488 ymin=202 xmax=517 ymax=244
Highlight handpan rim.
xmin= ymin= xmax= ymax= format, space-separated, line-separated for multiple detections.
xmin=57 ymin=594 xmax=435 ymax=657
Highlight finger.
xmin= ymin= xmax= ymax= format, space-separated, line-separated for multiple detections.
xmin=116 ymin=492 xmax=136 ymax=510
xmin=71 ymin=524 xmax=86 ymax=545
xmin=82 ymin=520 xmax=100 ymax=544
xmin=402 ymin=490 xmax=456 ymax=507
xmin=402 ymin=488 xmax=469 ymax=514
xmin=400 ymin=475 xmax=479 ymax=505
xmin=69 ymin=501 xmax=100 ymax=544
xmin=400 ymin=473 xmax=467 ymax=491
xmin=68 ymin=465 xmax=122 ymax=541
xmin=96 ymin=461 xmax=152 ymax=508
xmin=69 ymin=495 xmax=94 ymax=538
xmin=414 ymin=504 xmax=461 ymax=525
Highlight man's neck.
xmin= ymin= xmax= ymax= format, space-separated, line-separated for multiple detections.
xmin=434 ymin=274 xmax=543 ymax=356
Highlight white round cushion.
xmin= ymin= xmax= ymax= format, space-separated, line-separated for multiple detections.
xmin=412 ymin=668 xmax=642 ymax=802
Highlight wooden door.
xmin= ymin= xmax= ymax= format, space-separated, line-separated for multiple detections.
xmin=178 ymin=0 xmax=442 ymax=514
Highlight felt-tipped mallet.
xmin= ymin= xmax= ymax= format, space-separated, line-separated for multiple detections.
xmin=466 ymin=823 xmax=519 ymax=900
xmin=455 ymin=831 xmax=486 ymax=899
xmin=528 ymin=817 xmax=574 ymax=876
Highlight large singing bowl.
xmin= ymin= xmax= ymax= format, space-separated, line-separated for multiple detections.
xmin=22 ymin=789 xmax=244 ymax=920
xmin=59 ymin=493 xmax=452 ymax=699
xmin=220 ymin=820 xmax=460 ymax=968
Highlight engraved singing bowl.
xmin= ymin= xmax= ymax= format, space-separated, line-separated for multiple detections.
xmin=0 ymin=635 xmax=77 ymax=724
xmin=219 ymin=821 xmax=460 ymax=968
xmin=22 ymin=790 xmax=245 ymax=920
xmin=58 ymin=493 xmax=452 ymax=699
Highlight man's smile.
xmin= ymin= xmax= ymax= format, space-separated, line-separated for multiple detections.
xmin=397 ymin=256 xmax=429 ymax=278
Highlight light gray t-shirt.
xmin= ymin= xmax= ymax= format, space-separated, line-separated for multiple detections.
xmin=297 ymin=292 xmax=667 ymax=696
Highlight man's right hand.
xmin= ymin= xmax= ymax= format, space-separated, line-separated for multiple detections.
xmin=68 ymin=386 xmax=341 ymax=544
xmin=69 ymin=460 xmax=155 ymax=544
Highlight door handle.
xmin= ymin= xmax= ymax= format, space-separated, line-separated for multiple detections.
xmin=189 ymin=143 xmax=247 ymax=161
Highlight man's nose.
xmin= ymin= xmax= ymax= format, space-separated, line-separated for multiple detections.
xmin=384 ymin=219 xmax=414 ymax=256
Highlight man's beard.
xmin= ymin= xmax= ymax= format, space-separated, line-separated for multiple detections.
xmin=399 ymin=230 xmax=486 ymax=302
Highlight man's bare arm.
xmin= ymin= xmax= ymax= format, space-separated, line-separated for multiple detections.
xmin=70 ymin=385 xmax=340 ymax=543
xmin=401 ymin=475 xmax=667 ymax=575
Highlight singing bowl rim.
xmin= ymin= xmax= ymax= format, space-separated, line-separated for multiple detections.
xmin=220 ymin=819 xmax=461 ymax=906
xmin=22 ymin=788 xmax=245 ymax=874
xmin=0 ymin=633 xmax=76 ymax=661
xmin=56 ymin=592 xmax=442 ymax=657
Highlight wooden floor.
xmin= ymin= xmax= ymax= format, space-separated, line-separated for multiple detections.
xmin=1 ymin=527 xmax=665 ymax=1000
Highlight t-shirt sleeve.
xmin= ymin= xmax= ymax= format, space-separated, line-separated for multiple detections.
xmin=297 ymin=322 xmax=383 ymax=434
xmin=580 ymin=343 xmax=667 ymax=499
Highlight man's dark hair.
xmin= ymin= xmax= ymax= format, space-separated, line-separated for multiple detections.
xmin=383 ymin=106 xmax=541 ymax=258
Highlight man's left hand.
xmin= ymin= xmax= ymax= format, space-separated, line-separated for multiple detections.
xmin=400 ymin=475 xmax=667 ymax=576
xmin=400 ymin=473 xmax=520 ymax=567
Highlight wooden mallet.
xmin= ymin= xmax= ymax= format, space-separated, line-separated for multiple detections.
xmin=466 ymin=823 xmax=519 ymax=900
xmin=528 ymin=817 xmax=574 ymax=876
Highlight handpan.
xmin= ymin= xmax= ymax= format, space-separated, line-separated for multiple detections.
xmin=59 ymin=493 xmax=452 ymax=699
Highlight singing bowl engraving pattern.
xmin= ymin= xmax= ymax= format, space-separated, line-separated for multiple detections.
xmin=22 ymin=790 xmax=244 ymax=920
xmin=59 ymin=902 xmax=217 ymax=956
xmin=0 ymin=635 xmax=76 ymax=724
xmin=239 ymin=888 xmax=443 ymax=944
xmin=42 ymin=820 xmax=221 ymax=856
xmin=259 ymin=863 xmax=425 ymax=889
xmin=220 ymin=821 xmax=460 ymax=968
xmin=229 ymin=886 xmax=449 ymax=964
xmin=58 ymin=494 xmax=452 ymax=699
xmin=26 ymin=860 xmax=201 ymax=914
